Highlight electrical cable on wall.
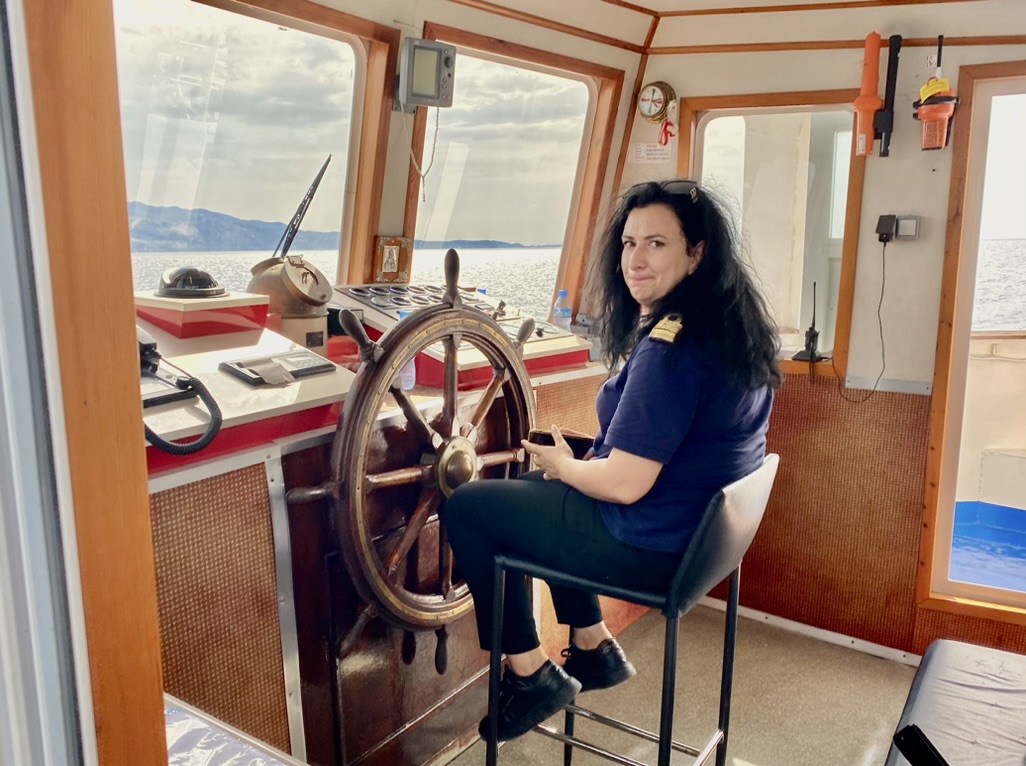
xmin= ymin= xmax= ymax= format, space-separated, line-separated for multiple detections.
xmin=831 ymin=239 xmax=889 ymax=403
xmin=402 ymin=106 xmax=440 ymax=203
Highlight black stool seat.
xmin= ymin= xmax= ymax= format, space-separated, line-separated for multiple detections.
xmin=485 ymin=454 xmax=779 ymax=766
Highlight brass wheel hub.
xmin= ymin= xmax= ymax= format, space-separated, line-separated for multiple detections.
xmin=436 ymin=436 xmax=478 ymax=497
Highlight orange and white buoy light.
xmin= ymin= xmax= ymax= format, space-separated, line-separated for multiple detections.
xmin=854 ymin=32 xmax=883 ymax=156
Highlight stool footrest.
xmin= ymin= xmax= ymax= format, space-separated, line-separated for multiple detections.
xmin=565 ymin=704 xmax=703 ymax=756
xmin=534 ymin=724 xmax=649 ymax=766
xmin=533 ymin=705 xmax=724 ymax=766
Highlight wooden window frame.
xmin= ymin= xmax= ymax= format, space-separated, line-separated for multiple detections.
xmin=402 ymin=22 xmax=624 ymax=317
xmin=22 ymin=1 xmax=398 ymax=761
xmin=919 ymin=61 xmax=1026 ymax=626
xmin=677 ymin=89 xmax=864 ymax=379
xmin=197 ymin=0 xmax=400 ymax=285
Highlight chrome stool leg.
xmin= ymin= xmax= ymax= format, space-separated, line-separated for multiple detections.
xmin=657 ymin=615 xmax=680 ymax=766
xmin=717 ymin=568 xmax=740 ymax=766
xmin=563 ymin=706 xmax=575 ymax=766
xmin=486 ymin=560 xmax=506 ymax=766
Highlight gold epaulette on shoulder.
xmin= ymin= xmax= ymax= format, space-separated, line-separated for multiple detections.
xmin=649 ymin=313 xmax=683 ymax=343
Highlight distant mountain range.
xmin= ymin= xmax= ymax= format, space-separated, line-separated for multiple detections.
xmin=126 ymin=202 xmax=553 ymax=253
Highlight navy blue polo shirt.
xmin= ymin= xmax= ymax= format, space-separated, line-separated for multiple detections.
xmin=592 ymin=334 xmax=772 ymax=553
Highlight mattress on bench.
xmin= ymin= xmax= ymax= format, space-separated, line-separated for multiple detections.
xmin=885 ymin=639 xmax=1026 ymax=765
xmin=165 ymin=694 xmax=305 ymax=765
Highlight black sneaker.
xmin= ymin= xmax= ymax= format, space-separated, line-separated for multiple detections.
xmin=479 ymin=660 xmax=582 ymax=742
xmin=561 ymin=638 xmax=636 ymax=692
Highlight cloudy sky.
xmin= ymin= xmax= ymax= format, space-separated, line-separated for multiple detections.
xmin=980 ymin=93 xmax=1026 ymax=240
xmin=113 ymin=0 xmax=588 ymax=246
xmin=411 ymin=57 xmax=587 ymax=245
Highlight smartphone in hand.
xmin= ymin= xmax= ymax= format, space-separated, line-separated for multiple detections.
xmin=527 ymin=428 xmax=594 ymax=460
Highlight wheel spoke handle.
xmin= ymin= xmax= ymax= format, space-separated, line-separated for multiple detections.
xmin=461 ymin=373 xmax=506 ymax=441
xmin=381 ymin=487 xmax=442 ymax=578
xmin=476 ymin=448 xmax=526 ymax=470
xmin=443 ymin=249 xmax=462 ymax=308
xmin=285 ymin=481 xmax=338 ymax=505
xmin=340 ymin=310 xmax=384 ymax=363
xmin=438 ymin=519 xmax=453 ymax=597
xmin=441 ymin=334 xmax=460 ymax=437
xmin=514 ymin=318 xmax=536 ymax=354
xmin=366 ymin=464 xmax=436 ymax=490
xmin=337 ymin=602 xmax=378 ymax=659
xmin=435 ymin=627 xmax=449 ymax=675
xmin=391 ymin=386 xmax=444 ymax=451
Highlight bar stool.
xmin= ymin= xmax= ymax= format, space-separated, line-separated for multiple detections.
xmin=485 ymin=453 xmax=779 ymax=766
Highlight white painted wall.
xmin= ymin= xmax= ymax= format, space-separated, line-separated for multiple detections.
xmin=629 ymin=0 xmax=1026 ymax=386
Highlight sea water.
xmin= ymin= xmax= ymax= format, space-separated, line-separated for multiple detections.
xmin=972 ymin=239 xmax=1026 ymax=330
xmin=133 ymin=239 xmax=1026 ymax=330
xmin=132 ymin=246 xmax=562 ymax=322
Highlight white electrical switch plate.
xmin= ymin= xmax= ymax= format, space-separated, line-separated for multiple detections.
xmin=896 ymin=215 xmax=920 ymax=240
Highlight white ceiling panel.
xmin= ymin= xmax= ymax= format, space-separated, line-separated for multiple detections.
xmin=606 ymin=0 xmax=968 ymax=12
xmin=650 ymin=0 xmax=1022 ymax=47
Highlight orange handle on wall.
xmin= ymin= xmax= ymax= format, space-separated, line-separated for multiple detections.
xmin=853 ymin=32 xmax=883 ymax=156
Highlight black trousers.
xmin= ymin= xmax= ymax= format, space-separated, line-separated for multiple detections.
xmin=443 ymin=472 xmax=679 ymax=655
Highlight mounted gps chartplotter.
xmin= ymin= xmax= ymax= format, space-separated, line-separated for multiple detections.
xmin=397 ymin=37 xmax=455 ymax=113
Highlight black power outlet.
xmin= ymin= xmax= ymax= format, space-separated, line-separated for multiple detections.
xmin=876 ymin=214 xmax=897 ymax=243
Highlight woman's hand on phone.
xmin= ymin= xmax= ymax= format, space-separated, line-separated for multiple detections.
xmin=522 ymin=424 xmax=574 ymax=481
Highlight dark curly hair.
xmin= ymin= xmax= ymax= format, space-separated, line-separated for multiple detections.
xmin=587 ymin=180 xmax=781 ymax=390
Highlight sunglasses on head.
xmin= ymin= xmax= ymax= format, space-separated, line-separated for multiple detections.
xmin=660 ymin=180 xmax=699 ymax=203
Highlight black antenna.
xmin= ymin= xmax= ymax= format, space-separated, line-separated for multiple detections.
xmin=273 ymin=154 xmax=332 ymax=259
xmin=810 ymin=281 xmax=817 ymax=328
xmin=792 ymin=281 xmax=824 ymax=363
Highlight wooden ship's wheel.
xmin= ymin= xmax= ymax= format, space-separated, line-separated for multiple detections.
xmin=288 ymin=250 xmax=536 ymax=670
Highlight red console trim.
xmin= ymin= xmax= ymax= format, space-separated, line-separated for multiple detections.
xmin=136 ymin=304 xmax=269 ymax=339
xmin=146 ymin=402 xmax=340 ymax=475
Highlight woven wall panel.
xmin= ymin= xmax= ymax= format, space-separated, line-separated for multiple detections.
xmin=535 ymin=373 xmax=606 ymax=436
xmin=913 ymin=608 xmax=1026 ymax=654
xmin=741 ymin=374 xmax=1026 ymax=655
xmin=150 ymin=465 xmax=290 ymax=752
xmin=740 ymin=375 xmax=929 ymax=650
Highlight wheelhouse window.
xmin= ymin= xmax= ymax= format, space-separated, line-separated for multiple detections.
xmin=407 ymin=51 xmax=589 ymax=322
xmin=931 ymin=80 xmax=1026 ymax=610
xmin=113 ymin=0 xmax=358 ymax=292
xmin=696 ymin=106 xmax=854 ymax=358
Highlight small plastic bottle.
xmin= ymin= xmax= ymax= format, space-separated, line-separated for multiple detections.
xmin=552 ymin=289 xmax=573 ymax=333
xmin=397 ymin=311 xmax=416 ymax=390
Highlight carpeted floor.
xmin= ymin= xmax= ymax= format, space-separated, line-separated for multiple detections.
xmin=445 ymin=605 xmax=916 ymax=766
